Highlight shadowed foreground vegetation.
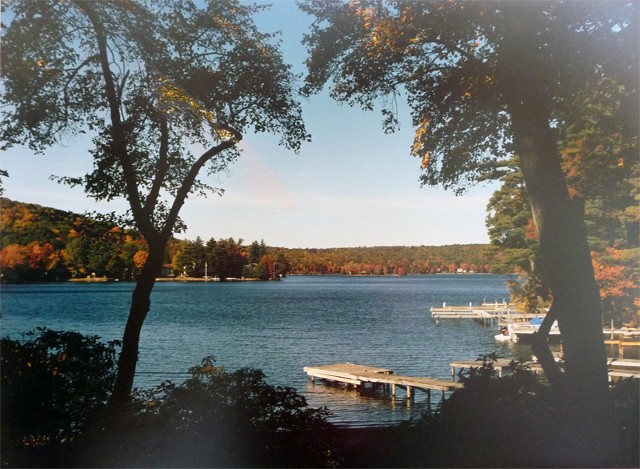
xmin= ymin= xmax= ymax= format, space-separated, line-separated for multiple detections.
xmin=2 ymin=330 xmax=638 ymax=468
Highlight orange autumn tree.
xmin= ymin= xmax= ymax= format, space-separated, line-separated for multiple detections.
xmin=559 ymin=77 xmax=639 ymax=326
xmin=0 ymin=244 xmax=29 ymax=277
xmin=132 ymin=250 xmax=149 ymax=276
xmin=485 ymin=50 xmax=638 ymax=325
xmin=593 ymin=249 xmax=639 ymax=327
xmin=0 ymin=242 xmax=66 ymax=282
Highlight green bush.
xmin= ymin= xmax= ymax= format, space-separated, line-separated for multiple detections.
xmin=1 ymin=328 xmax=120 ymax=466
xmin=3 ymin=332 xmax=338 ymax=467
xmin=79 ymin=357 xmax=340 ymax=467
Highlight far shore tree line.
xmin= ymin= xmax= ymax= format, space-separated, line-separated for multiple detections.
xmin=0 ymin=198 xmax=514 ymax=282
xmin=2 ymin=194 xmax=636 ymax=326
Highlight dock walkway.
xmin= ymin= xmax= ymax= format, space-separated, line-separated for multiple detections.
xmin=449 ymin=358 xmax=640 ymax=381
xmin=303 ymin=363 xmax=462 ymax=402
xmin=430 ymin=302 xmax=544 ymax=324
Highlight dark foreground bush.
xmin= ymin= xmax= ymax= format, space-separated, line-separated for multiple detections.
xmin=78 ymin=357 xmax=339 ymax=467
xmin=375 ymin=354 xmax=639 ymax=468
xmin=1 ymin=328 xmax=120 ymax=467
xmin=2 ymin=330 xmax=338 ymax=468
xmin=4 ymin=331 xmax=637 ymax=468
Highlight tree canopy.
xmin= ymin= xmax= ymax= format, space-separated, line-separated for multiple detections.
xmin=1 ymin=0 xmax=310 ymax=405
xmin=486 ymin=74 xmax=639 ymax=324
xmin=301 ymin=0 xmax=637 ymax=192
xmin=2 ymin=0 xmax=308 ymax=242
xmin=300 ymin=0 xmax=639 ymax=426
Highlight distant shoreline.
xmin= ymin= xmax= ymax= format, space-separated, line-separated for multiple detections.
xmin=2 ymin=272 xmax=509 ymax=285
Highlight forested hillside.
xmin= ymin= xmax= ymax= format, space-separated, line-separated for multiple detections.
xmin=1 ymin=198 xmax=147 ymax=282
xmin=277 ymin=244 xmax=510 ymax=275
xmin=0 ymin=198 xmax=517 ymax=282
xmin=2 ymin=197 xmax=635 ymax=325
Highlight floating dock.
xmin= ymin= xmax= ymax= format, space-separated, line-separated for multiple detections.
xmin=430 ymin=301 xmax=545 ymax=324
xmin=449 ymin=358 xmax=640 ymax=381
xmin=303 ymin=362 xmax=462 ymax=403
xmin=303 ymin=357 xmax=640 ymax=413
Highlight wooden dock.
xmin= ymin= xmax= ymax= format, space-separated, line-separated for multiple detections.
xmin=449 ymin=358 xmax=524 ymax=379
xmin=303 ymin=363 xmax=462 ymax=403
xmin=449 ymin=358 xmax=640 ymax=381
xmin=430 ymin=302 xmax=545 ymax=324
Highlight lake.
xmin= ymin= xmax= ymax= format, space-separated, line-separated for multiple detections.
xmin=2 ymin=274 xmax=530 ymax=427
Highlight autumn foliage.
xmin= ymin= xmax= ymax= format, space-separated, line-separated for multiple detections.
xmin=0 ymin=198 xmax=148 ymax=282
xmin=2 ymin=198 xmax=523 ymax=283
xmin=592 ymin=249 xmax=639 ymax=326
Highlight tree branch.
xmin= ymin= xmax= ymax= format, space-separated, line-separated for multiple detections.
xmin=63 ymin=54 xmax=100 ymax=117
xmin=73 ymin=2 xmax=152 ymax=236
xmin=143 ymin=115 xmax=170 ymax=220
xmin=162 ymin=125 xmax=243 ymax=242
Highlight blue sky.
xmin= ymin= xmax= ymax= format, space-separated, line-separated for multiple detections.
xmin=1 ymin=0 xmax=499 ymax=248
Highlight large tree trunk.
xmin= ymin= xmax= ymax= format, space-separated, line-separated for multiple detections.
xmin=110 ymin=244 xmax=166 ymax=408
xmin=511 ymin=103 xmax=609 ymax=398
xmin=496 ymin=9 xmax=612 ymax=463
xmin=499 ymin=5 xmax=609 ymax=406
xmin=509 ymin=97 xmax=612 ymax=465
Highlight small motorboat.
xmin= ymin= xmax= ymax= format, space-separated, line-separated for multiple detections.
xmin=495 ymin=325 xmax=517 ymax=343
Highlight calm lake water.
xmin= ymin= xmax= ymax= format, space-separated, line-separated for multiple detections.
xmin=2 ymin=274 xmax=531 ymax=427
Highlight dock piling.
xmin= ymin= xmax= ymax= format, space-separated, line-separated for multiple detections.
xmin=303 ymin=363 xmax=462 ymax=407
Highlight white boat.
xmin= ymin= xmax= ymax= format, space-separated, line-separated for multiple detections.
xmin=495 ymin=325 xmax=517 ymax=342
xmin=495 ymin=318 xmax=561 ymax=343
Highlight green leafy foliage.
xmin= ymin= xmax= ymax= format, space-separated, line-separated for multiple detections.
xmin=1 ymin=330 xmax=338 ymax=467
xmin=301 ymin=1 xmax=636 ymax=192
xmin=280 ymin=244 xmax=507 ymax=275
xmin=301 ymin=0 xmax=637 ymax=398
xmin=1 ymin=0 xmax=308 ymax=241
xmin=0 ymin=198 xmax=147 ymax=282
xmin=77 ymin=357 xmax=338 ymax=467
xmin=2 ymin=0 xmax=311 ymax=401
xmin=205 ymin=237 xmax=248 ymax=280
xmin=3 ymin=197 xmax=530 ymax=282
xmin=1 ymin=328 xmax=120 ymax=465
xmin=485 ymin=74 xmax=639 ymax=322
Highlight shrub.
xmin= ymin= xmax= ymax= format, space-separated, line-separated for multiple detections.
xmin=3 ymin=330 xmax=338 ymax=468
xmin=381 ymin=354 xmax=639 ymax=468
xmin=81 ymin=357 xmax=340 ymax=467
xmin=1 ymin=328 xmax=120 ymax=466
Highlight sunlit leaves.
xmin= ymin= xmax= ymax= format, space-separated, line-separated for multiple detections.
xmin=155 ymin=78 xmax=215 ymax=124
xmin=592 ymin=248 xmax=639 ymax=325
xmin=301 ymin=0 xmax=637 ymax=194
xmin=2 ymin=0 xmax=308 ymax=242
